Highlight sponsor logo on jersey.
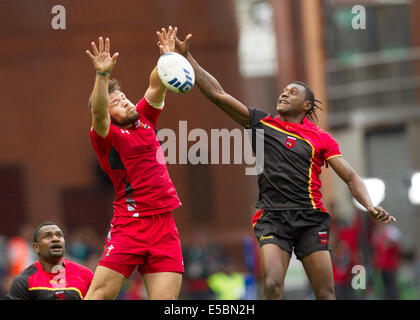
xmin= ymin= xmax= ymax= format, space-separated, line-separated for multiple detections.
xmin=259 ymin=235 xmax=274 ymax=241
xmin=105 ymin=244 xmax=114 ymax=257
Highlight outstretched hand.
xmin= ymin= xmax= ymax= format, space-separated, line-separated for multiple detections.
xmin=86 ymin=37 xmax=119 ymax=74
xmin=156 ymin=26 xmax=192 ymax=56
xmin=367 ymin=206 xmax=397 ymax=224
xmin=175 ymin=33 xmax=192 ymax=57
xmin=156 ymin=26 xmax=177 ymax=55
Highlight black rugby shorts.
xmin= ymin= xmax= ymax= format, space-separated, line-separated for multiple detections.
xmin=253 ymin=209 xmax=331 ymax=260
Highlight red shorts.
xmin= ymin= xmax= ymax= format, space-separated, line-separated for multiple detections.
xmin=98 ymin=212 xmax=184 ymax=278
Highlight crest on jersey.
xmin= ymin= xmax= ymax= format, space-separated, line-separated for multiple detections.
xmin=55 ymin=291 xmax=65 ymax=300
xmin=285 ymin=136 xmax=297 ymax=149
xmin=318 ymin=232 xmax=328 ymax=245
xmin=134 ymin=120 xmax=150 ymax=130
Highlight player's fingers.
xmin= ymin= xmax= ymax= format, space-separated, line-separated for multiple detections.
xmin=161 ymin=28 xmax=167 ymax=38
xmin=379 ymin=211 xmax=388 ymax=221
xmin=156 ymin=31 xmax=164 ymax=43
xmin=381 ymin=214 xmax=389 ymax=222
xmin=86 ymin=50 xmax=95 ymax=60
xmin=91 ymin=41 xmax=99 ymax=56
xmin=377 ymin=211 xmax=386 ymax=220
xmin=172 ymin=26 xmax=178 ymax=39
xmin=105 ymin=37 xmax=110 ymax=52
xmin=183 ymin=34 xmax=192 ymax=46
xmin=167 ymin=25 xmax=173 ymax=37
xmin=111 ymin=52 xmax=119 ymax=63
xmin=99 ymin=36 xmax=104 ymax=52
xmin=384 ymin=215 xmax=393 ymax=224
xmin=159 ymin=45 xmax=164 ymax=55
xmin=374 ymin=207 xmax=384 ymax=219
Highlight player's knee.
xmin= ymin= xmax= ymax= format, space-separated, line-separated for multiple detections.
xmin=264 ymin=276 xmax=284 ymax=299
xmin=314 ymin=285 xmax=335 ymax=300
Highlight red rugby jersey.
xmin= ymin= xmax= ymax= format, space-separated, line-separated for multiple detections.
xmin=90 ymin=97 xmax=181 ymax=217
xmin=247 ymin=107 xmax=342 ymax=212
xmin=7 ymin=259 xmax=93 ymax=300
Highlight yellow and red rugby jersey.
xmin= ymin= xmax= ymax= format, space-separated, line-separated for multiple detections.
xmin=247 ymin=107 xmax=342 ymax=212
xmin=7 ymin=259 xmax=93 ymax=300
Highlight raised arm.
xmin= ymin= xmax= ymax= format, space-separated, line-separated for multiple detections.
xmin=144 ymin=26 xmax=182 ymax=110
xmin=157 ymin=29 xmax=250 ymax=127
xmin=327 ymin=156 xmax=397 ymax=224
xmin=86 ymin=37 xmax=119 ymax=137
xmin=187 ymin=53 xmax=250 ymax=127
xmin=144 ymin=66 xmax=167 ymax=109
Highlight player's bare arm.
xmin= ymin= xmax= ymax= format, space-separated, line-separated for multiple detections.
xmin=187 ymin=53 xmax=249 ymax=127
xmin=156 ymin=30 xmax=250 ymax=127
xmin=144 ymin=26 xmax=179 ymax=109
xmin=327 ymin=156 xmax=397 ymax=224
xmin=86 ymin=37 xmax=119 ymax=137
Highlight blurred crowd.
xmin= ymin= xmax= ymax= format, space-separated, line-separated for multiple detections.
xmin=330 ymin=209 xmax=420 ymax=300
xmin=0 ymin=212 xmax=419 ymax=300
xmin=0 ymin=224 xmax=257 ymax=300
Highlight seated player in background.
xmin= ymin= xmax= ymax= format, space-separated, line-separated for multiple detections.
xmin=7 ymin=222 xmax=93 ymax=300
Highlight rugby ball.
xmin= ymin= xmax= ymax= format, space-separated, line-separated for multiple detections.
xmin=157 ymin=52 xmax=195 ymax=94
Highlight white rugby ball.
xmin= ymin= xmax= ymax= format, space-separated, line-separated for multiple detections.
xmin=157 ymin=52 xmax=195 ymax=94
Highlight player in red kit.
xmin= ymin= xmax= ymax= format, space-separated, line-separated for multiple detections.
xmin=162 ymin=30 xmax=398 ymax=300
xmin=84 ymin=27 xmax=185 ymax=300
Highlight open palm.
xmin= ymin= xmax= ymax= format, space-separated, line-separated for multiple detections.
xmin=156 ymin=26 xmax=192 ymax=57
xmin=86 ymin=37 xmax=119 ymax=73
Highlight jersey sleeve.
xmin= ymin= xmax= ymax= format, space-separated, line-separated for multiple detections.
xmin=322 ymin=132 xmax=342 ymax=161
xmin=247 ymin=107 xmax=270 ymax=129
xmin=7 ymin=274 xmax=30 ymax=300
xmin=90 ymin=125 xmax=114 ymax=156
xmin=136 ymin=97 xmax=163 ymax=129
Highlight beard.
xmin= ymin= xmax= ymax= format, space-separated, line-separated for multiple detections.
xmin=113 ymin=110 xmax=139 ymax=127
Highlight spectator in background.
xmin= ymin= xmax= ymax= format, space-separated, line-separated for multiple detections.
xmin=117 ymin=273 xmax=147 ymax=300
xmin=1 ymin=224 xmax=38 ymax=297
xmin=241 ymin=235 xmax=258 ymax=300
xmin=207 ymin=258 xmax=245 ymax=300
xmin=182 ymin=230 xmax=224 ymax=299
xmin=330 ymin=211 xmax=362 ymax=299
xmin=67 ymin=225 xmax=101 ymax=263
xmin=6 ymin=224 xmax=37 ymax=278
xmin=372 ymin=222 xmax=402 ymax=299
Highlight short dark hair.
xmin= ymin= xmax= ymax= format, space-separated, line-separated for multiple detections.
xmin=292 ymin=81 xmax=323 ymax=121
xmin=33 ymin=222 xmax=57 ymax=243
xmin=88 ymin=78 xmax=121 ymax=109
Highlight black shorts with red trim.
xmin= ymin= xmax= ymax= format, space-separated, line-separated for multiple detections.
xmin=252 ymin=209 xmax=331 ymax=260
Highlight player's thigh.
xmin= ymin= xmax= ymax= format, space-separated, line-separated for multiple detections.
xmin=259 ymin=243 xmax=291 ymax=284
xmin=85 ymin=266 xmax=127 ymax=300
xmin=142 ymin=272 xmax=182 ymax=300
xmin=301 ymin=251 xmax=335 ymax=298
